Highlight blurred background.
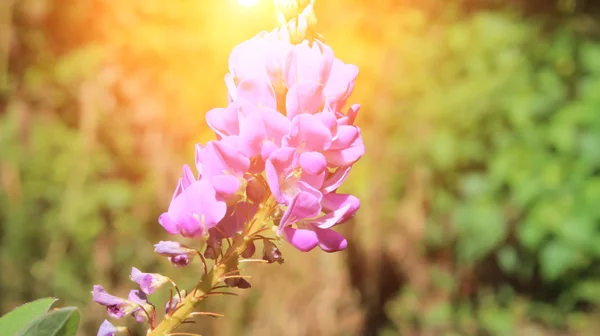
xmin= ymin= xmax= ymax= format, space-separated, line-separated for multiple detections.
xmin=1 ymin=0 xmax=600 ymax=335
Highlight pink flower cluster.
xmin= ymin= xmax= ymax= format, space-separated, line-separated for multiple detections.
xmin=159 ymin=31 xmax=364 ymax=253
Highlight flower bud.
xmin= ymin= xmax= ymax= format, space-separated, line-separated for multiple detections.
xmin=203 ymin=238 xmax=222 ymax=260
xmin=92 ymin=285 xmax=138 ymax=320
xmin=224 ymin=268 xmax=251 ymax=289
xmin=154 ymin=241 xmax=196 ymax=267
xmin=130 ymin=267 xmax=170 ymax=295
xmin=169 ymin=254 xmax=191 ymax=267
xmin=262 ymin=240 xmax=284 ymax=264
xmin=165 ymin=289 xmax=187 ymax=315
xmin=97 ymin=320 xmax=128 ymax=336
xmin=128 ymin=290 xmax=154 ymax=323
xmin=241 ymin=240 xmax=256 ymax=258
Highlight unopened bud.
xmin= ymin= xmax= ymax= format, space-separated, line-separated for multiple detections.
xmin=224 ymin=267 xmax=252 ymax=289
xmin=165 ymin=289 xmax=187 ymax=315
xmin=262 ymin=240 xmax=284 ymax=264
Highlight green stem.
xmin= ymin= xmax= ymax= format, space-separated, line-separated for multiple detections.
xmin=147 ymin=197 xmax=276 ymax=336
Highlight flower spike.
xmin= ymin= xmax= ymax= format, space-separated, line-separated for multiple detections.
xmin=93 ymin=2 xmax=364 ymax=335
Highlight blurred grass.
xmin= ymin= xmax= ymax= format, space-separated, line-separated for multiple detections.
xmin=0 ymin=0 xmax=15 ymax=92
xmin=2 ymin=0 xmax=600 ymax=335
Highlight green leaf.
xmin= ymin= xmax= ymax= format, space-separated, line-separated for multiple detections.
xmin=539 ymin=242 xmax=583 ymax=281
xmin=580 ymin=42 xmax=600 ymax=74
xmin=0 ymin=298 xmax=57 ymax=336
xmin=497 ymin=246 xmax=519 ymax=274
xmin=455 ymin=201 xmax=506 ymax=263
xmin=571 ymin=281 xmax=600 ymax=305
xmin=16 ymin=307 xmax=80 ymax=336
xmin=423 ymin=302 xmax=451 ymax=327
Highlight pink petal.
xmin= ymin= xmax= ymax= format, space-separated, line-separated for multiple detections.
xmin=215 ymin=202 xmax=257 ymax=238
xmin=281 ymin=227 xmax=319 ymax=252
xmin=321 ymin=193 xmax=360 ymax=223
xmin=206 ymin=104 xmax=241 ymax=139
xmin=171 ymin=179 xmax=184 ymax=200
xmin=328 ymin=125 xmax=359 ymax=150
xmin=314 ymin=227 xmax=348 ymax=252
xmin=296 ymin=180 xmax=324 ymax=204
xmin=229 ymin=36 xmax=270 ymax=81
xmin=311 ymin=202 xmax=352 ymax=229
xmin=181 ymin=164 xmax=195 ymax=188
xmin=346 ymin=104 xmax=360 ymax=125
xmin=158 ymin=213 xmax=178 ymax=235
xmin=285 ymin=114 xmax=333 ymax=152
xmin=257 ymin=108 xmax=291 ymax=146
xmin=314 ymin=111 xmax=338 ymax=139
xmin=326 ymin=145 xmax=365 ymax=167
xmin=322 ymin=165 xmax=352 ymax=193
xmin=285 ymin=81 xmax=324 ymax=120
xmin=239 ymin=113 xmax=267 ymax=157
xmin=178 ymin=213 xmax=206 ymax=237
xmin=130 ymin=267 xmax=143 ymax=283
xmin=299 ymin=171 xmax=326 ymax=190
xmin=280 ymin=191 xmax=322 ymax=231
xmin=166 ymin=181 xmax=227 ymax=237
xmin=195 ymin=144 xmax=204 ymax=174
xmin=325 ymin=127 xmax=365 ymax=167
xmin=199 ymin=141 xmax=250 ymax=179
xmin=323 ymin=60 xmax=358 ymax=111
xmin=211 ymin=175 xmax=241 ymax=198
xmin=172 ymin=165 xmax=197 ymax=200
xmin=265 ymin=147 xmax=296 ymax=203
xmin=284 ymin=40 xmax=333 ymax=87
xmin=238 ymin=109 xmax=290 ymax=158
xmin=299 ymin=151 xmax=327 ymax=175
xmin=261 ymin=141 xmax=279 ymax=162
xmin=236 ymin=78 xmax=276 ymax=110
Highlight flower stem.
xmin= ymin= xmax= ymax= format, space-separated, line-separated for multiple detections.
xmin=147 ymin=197 xmax=276 ymax=336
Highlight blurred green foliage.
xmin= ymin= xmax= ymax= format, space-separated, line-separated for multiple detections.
xmin=2 ymin=0 xmax=600 ymax=335
xmin=389 ymin=9 xmax=600 ymax=287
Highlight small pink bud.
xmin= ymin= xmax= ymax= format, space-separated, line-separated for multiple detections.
xmin=91 ymin=285 xmax=137 ymax=319
xmin=97 ymin=320 xmax=128 ymax=336
xmin=154 ymin=241 xmax=196 ymax=267
xmin=130 ymin=267 xmax=170 ymax=295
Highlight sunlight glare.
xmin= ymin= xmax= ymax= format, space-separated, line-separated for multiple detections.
xmin=238 ymin=0 xmax=258 ymax=7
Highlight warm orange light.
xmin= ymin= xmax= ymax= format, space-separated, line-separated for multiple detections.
xmin=238 ymin=0 xmax=258 ymax=7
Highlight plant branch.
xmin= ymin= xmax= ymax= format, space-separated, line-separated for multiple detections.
xmin=147 ymin=196 xmax=276 ymax=336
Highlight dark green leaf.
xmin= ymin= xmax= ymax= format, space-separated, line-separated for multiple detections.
xmin=16 ymin=307 xmax=80 ymax=336
xmin=0 ymin=298 xmax=57 ymax=336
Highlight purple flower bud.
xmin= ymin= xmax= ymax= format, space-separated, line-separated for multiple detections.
xmin=97 ymin=320 xmax=128 ymax=336
xmin=127 ymin=290 xmax=153 ymax=323
xmin=262 ymin=240 xmax=284 ymax=264
xmin=154 ymin=241 xmax=196 ymax=267
xmin=130 ymin=267 xmax=169 ymax=295
xmin=92 ymin=285 xmax=136 ymax=319
xmin=127 ymin=289 xmax=147 ymax=305
xmin=97 ymin=320 xmax=117 ymax=336
xmin=154 ymin=241 xmax=194 ymax=256
xmin=169 ymin=255 xmax=191 ymax=267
